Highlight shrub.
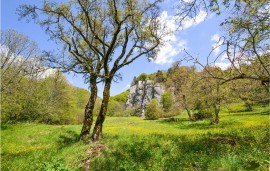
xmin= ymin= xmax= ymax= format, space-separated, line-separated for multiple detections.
xmin=126 ymin=107 xmax=140 ymax=116
xmin=145 ymin=98 xmax=162 ymax=120
xmin=161 ymin=92 xmax=174 ymax=112
xmin=192 ymin=112 xmax=213 ymax=121
xmin=161 ymin=110 xmax=181 ymax=118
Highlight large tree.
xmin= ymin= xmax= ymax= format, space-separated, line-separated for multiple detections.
xmin=18 ymin=0 xmax=165 ymax=141
xmin=176 ymin=0 xmax=270 ymax=90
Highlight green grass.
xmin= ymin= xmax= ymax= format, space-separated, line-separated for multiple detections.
xmin=1 ymin=106 xmax=270 ymax=170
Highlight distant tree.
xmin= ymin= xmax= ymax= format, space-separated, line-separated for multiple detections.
xmin=193 ymin=67 xmax=228 ymax=124
xmin=0 ymin=30 xmax=92 ymax=124
xmin=161 ymin=92 xmax=174 ymax=112
xmin=166 ymin=65 xmax=197 ymax=121
xmin=136 ymin=73 xmax=149 ymax=82
xmin=230 ymin=78 xmax=269 ymax=111
xmin=19 ymin=0 xmax=165 ymax=141
xmin=155 ymin=70 xmax=166 ymax=83
xmin=145 ymin=98 xmax=162 ymax=120
xmin=131 ymin=76 xmax=137 ymax=86
xmin=0 ymin=29 xmax=44 ymax=92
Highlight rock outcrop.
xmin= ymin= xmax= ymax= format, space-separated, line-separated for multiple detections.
xmin=126 ymin=80 xmax=165 ymax=116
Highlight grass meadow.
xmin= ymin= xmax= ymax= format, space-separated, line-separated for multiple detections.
xmin=1 ymin=105 xmax=269 ymax=170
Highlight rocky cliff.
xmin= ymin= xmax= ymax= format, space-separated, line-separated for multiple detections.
xmin=126 ymin=80 xmax=165 ymax=116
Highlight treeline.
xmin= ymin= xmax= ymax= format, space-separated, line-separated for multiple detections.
xmin=1 ymin=70 xmax=99 ymax=124
xmin=104 ymin=63 xmax=269 ymax=121
xmin=128 ymin=65 xmax=269 ymax=123
xmin=0 ymin=30 xmax=101 ymax=124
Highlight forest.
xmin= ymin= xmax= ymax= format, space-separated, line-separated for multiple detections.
xmin=1 ymin=0 xmax=269 ymax=170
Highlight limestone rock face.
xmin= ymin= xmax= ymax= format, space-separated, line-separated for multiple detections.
xmin=126 ymin=80 xmax=165 ymax=116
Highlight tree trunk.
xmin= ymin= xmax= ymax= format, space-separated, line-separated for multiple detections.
xmin=213 ymin=96 xmax=221 ymax=124
xmin=91 ymin=79 xmax=111 ymax=142
xmin=80 ymin=78 xmax=98 ymax=141
xmin=214 ymin=85 xmax=221 ymax=124
xmin=183 ymin=95 xmax=193 ymax=121
xmin=214 ymin=104 xmax=220 ymax=124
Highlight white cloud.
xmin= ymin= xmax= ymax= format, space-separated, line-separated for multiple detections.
xmin=214 ymin=62 xmax=231 ymax=70
xmin=152 ymin=10 xmax=207 ymax=65
xmin=1 ymin=44 xmax=56 ymax=79
xmin=211 ymin=33 xmax=222 ymax=55
xmin=37 ymin=68 xmax=57 ymax=79
xmin=154 ymin=11 xmax=187 ymax=65
xmin=124 ymin=84 xmax=131 ymax=90
xmin=180 ymin=10 xmax=207 ymax=30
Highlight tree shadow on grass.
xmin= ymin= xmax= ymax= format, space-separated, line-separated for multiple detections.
xmin=159 ymin=118 xmax=241 ymax=130
xmin=228 ymin=110 xmax=270 ymax=116
xmin=57 ymin=130 xmax=79 ymax=148
xmin=0 ymin=124 xmax=9 ymax=130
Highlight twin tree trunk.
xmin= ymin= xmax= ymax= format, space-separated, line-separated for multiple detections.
xmin=80 ymin=78 xmax=97 ymax=140
xmin=91 ymin=79 xmax=111 ymax=141
xmin=80 ymin=78 xmax=111 ymax=142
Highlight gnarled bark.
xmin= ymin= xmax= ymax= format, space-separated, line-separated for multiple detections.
xmin=91 ymin=79 xmax=111 ymax=141
xmin=80 ymin=78 xmax=98 ymax=140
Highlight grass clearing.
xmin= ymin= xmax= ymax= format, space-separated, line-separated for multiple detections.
xmin=1 ymin=106 xmax=270 ymax=170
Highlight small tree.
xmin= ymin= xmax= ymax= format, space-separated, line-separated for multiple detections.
xmin=161 ymin=92 xmax=173 ymax=112
xmin=145 ymin=98 xmax=162 ymax=120
xmin=166 ymin=65 xmax=197 ymax=121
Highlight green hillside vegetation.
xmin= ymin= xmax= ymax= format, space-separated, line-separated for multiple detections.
xmin=1 ymin=70 xmax=101 ymax=124
xmin=106 ymin=90 xmax=129 ymax=117
xmin=2 ymin=105 xmax=269 ymax=170
xmin=131 ymin=70 xmax=167 ymax=86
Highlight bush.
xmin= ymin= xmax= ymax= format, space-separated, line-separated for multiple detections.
xmin=192 ymin=112 xmax=213 ymax=121
xmin=160 ymin=110 xmax=181 ymax=118
xmin=145 ymin=99 xmax=162 ymax=120
xmin=125 ymin=107 xmax=140 ymax=117
xmin=161 ymin=92 xmax=174 ymax=112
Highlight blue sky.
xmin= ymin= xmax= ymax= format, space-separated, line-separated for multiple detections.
xmin=1 ymin=0 xmax=227 ymax=97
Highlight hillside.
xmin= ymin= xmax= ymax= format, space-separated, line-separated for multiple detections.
xmin=2 ymin=105 xmax=269 ymax=170
xmin=1 ymin=71 xmax=101 ymax=125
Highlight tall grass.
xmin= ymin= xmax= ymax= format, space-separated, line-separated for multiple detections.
xmin=1 ymin=105 xmax=269 ymax=170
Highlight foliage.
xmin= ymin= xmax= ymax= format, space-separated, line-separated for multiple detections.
xmin=161 ymin=92 xmax=174 ymax=112
xmin=154 ymin=70 xmax=167 ymax=83
xmin=0 ymin=30 xmax=94 ymax=125
xmin=160 ymin=109 xmax=181 ymax=118
xmin=133 ymin=70 xmax=167 ymax=84
xmin=135 ymin=73 xmax=149 ymax=83
xmin=37 ymin=158 xmax=69 ymax=171
xmin=107 ymin=100 xmax=125 ymax=117
xmin=110 ymin=90 xmax=129 ymax=103
xmin=0 ymin=29 xmax=42 ymax=92
xmin=145 ymin=98 xmax=162 ymax=120
xmin=1 ymin=70 xmax=92 ymax=124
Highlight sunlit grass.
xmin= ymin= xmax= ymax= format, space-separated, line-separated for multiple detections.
xmin=1 ymin=105 xmax=269 ymax=170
